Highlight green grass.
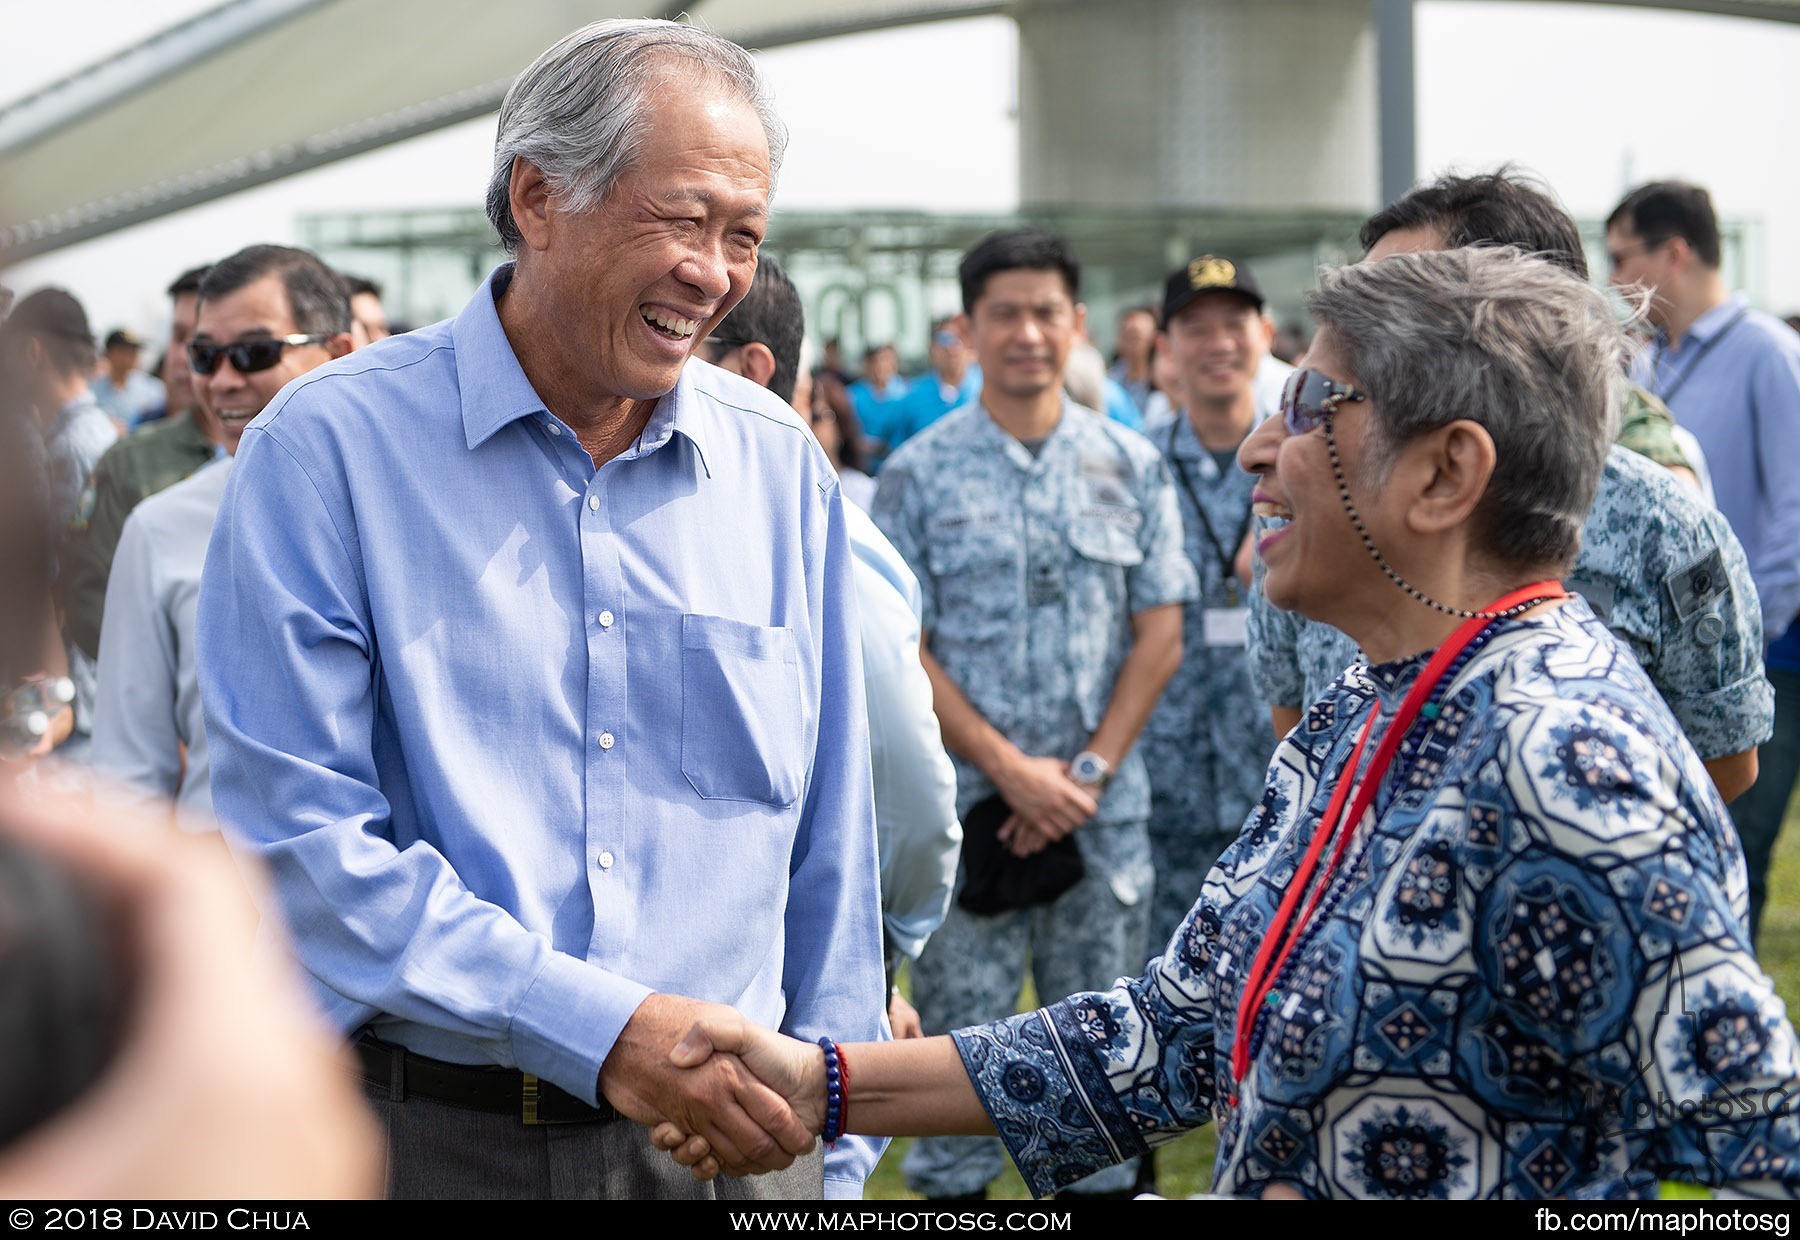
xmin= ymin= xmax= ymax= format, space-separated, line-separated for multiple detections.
xmin=865 ymin=791 xmax=1800 ymax=1200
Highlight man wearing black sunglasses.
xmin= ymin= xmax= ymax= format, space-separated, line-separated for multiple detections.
xmin=1246 ymin=169 xmax=1771 ymax=851
xmin=92 ymin=246 xmax=351 ymax=820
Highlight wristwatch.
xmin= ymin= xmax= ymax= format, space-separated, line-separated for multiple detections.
xmin=1069 ymin=750 xmax=1113 ymax=790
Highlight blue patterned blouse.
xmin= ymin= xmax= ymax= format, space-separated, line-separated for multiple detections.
xmin=953 ymin=599 xmax=1800 ymax=1199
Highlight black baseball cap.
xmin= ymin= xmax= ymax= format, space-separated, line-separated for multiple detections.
xmin=103 ymin=328 xmax=144 ymax=351
xmin=1161 ymin=254 xmax=1264 ymax=326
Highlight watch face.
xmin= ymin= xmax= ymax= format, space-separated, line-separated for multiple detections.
xmin=1072 ymin=753 xmax=1105 ymax=784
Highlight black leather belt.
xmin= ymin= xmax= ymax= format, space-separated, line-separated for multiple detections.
xmin=356 ymin=1033 xmax=620 ymax=1126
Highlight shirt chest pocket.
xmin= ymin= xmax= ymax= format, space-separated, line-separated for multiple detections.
xmin=681 ymin=614 xmax=806 ymax=808
xmin=1067 ymin=509 xmax=1145 ymax=568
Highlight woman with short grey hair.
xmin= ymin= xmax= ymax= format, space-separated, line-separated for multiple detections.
xmin=652 ymin=247 xmax=1800 ymax=1200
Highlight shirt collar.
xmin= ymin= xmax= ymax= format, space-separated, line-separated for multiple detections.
xmin=1664 ymin=293 xmax=1748 ymax=352
xmin=452 ymin=262 xmax=714 ymax=474
xmin=978 ymin=394 xmax=1086 ymax=469
xmin=1166 ymin=410 xmax=1244 ymax=478
xmin=1166 ymin=410 xmax=1204 ymax=459
xmin=454 ymin=264 xmax=552 ymax=450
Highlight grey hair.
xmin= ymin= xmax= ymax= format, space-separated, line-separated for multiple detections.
xmin=1308 ymin=247 xmax=1624 ymax=572
xmin=485 ymin=19 xmax=787 ymax=253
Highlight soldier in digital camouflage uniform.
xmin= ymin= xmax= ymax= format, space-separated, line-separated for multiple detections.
xmin=872 ymin=231 xmax=1196 ymax=1199
xmin=1247 ymin=171 xmax=1771 ymax=804
xmin=1138 ymin=256 xmax=1280 ymax=960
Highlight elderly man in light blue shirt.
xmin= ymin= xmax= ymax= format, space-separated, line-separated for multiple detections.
xmin=197 ymin=20 xmax=883 ymax=1200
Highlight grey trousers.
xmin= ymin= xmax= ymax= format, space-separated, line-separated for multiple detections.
xmin=364 ymin=1079 xmax=825 ymax=1200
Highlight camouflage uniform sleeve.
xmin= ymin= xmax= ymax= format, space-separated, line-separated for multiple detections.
xmin=1126 ymin=456 xmax=1199 ymax=615
xmin=1615 ymin=383 xmax=1694 ymax=473
xmin=1247 ymin=558 xmax=1304 ymax=709
xmin=1649 ymin=508 xmax=1774 ymax=759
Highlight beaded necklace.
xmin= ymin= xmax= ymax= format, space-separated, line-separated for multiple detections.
xmin=1226 ymin=580 xmax=1568 ymax=1097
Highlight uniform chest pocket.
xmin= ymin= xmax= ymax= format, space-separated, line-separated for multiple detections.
xmin=1068 ymin=511 xmax=1145 ymax=567
xmin=680 ymin=614 xmax=806 ymax=808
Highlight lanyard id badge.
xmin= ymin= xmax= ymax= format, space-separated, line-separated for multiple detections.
xmin=1204 ymin=606 xmax=1249 ymax=647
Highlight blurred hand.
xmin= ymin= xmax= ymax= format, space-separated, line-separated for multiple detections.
xmin=600 ymin=994 xmax=815 ymax=1178
xmin=648 ymin=1011 xmax=827 ymax=1181
xmin=888 ymin=991 xmax=923 ymax=1040
xmin=22 ymin=704 xmax=73 ymax=760
xmin=0 ymin=782 xmax=382 ymax=1198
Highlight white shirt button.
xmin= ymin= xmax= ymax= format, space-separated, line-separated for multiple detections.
xmin=598 ymin=850 xmax=614 ymax=870
xmin=598 ymin=610 xmax=615 ymax=628
xmin=547 ymin=422 xmax=562 ymax=436
xmin=598 ymin=732 xmax=615 ymax=750
xmin=587 ymin=495 xmax=599 ymax=511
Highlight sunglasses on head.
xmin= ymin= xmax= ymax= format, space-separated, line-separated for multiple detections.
xmin=1279 ymin=368 xmax=1366 ymax=435
xmin=187 ymin=333 xmax=329 ymax=376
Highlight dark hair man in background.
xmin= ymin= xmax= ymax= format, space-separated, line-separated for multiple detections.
xmin=90 ymin=328 xmax=164 ymax=431
xmin=888 ymin=315 xmax=978 ymax=452
xmin=871 ymin=229 xmax=1196 ymax=1198
xmin=342 ymin=274 xmax=390 ymax=345
xmin=1609 ymin=178 xmax=1800 ymax=941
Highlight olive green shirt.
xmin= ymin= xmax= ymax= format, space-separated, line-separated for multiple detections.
xmin=61 ymin=411 xmax=218 ymax=660
xmin=1616 ymin=380 xmax=1693 ymax=474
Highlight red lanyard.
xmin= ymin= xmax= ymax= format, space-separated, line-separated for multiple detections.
xmin=1228 ymin=581 xmax=1568 ymax=1091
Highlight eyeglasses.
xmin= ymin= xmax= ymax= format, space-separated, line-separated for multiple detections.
xmin=1279 ymin=368 xmax=1366 ymax=435
xmin=187 ymin=333 xmax=329 ymax=376
xmin=1606 ymin=237 xmax=1667 ymax=271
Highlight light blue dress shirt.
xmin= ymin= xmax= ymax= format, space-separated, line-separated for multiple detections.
xmin=92 ymin=455 xmax=231 ymax=821
xmin=197 ymin=265 xmax=887 ymax=1196
xmin=1638 ymin=295 xmax=1800 ymax=639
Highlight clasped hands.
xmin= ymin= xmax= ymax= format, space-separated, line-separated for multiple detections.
xmin=602 ymin=995 xmax=824 ymax=1181
xmin=992 ymin=753 xmax=1098 ymax=858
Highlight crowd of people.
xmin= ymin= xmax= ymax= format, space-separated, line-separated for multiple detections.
xmin=4 ymin=15 xmax=1800 ymax=1203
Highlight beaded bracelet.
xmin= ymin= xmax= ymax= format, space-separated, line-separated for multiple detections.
xmin=818 ymin=1037 xmax=846 ymax=1145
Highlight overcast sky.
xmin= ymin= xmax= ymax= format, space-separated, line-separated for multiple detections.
xmin=6 ymin=0 xmax=1800 ymax=336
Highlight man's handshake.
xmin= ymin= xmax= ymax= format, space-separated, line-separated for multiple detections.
xmin=634 ymin=1007 xmax=989 ymax=1182
xmin=601 ymin=996 xmax=825 ymax=1180
xmin=630 ymin=1007 xmax=828 ymax=1182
